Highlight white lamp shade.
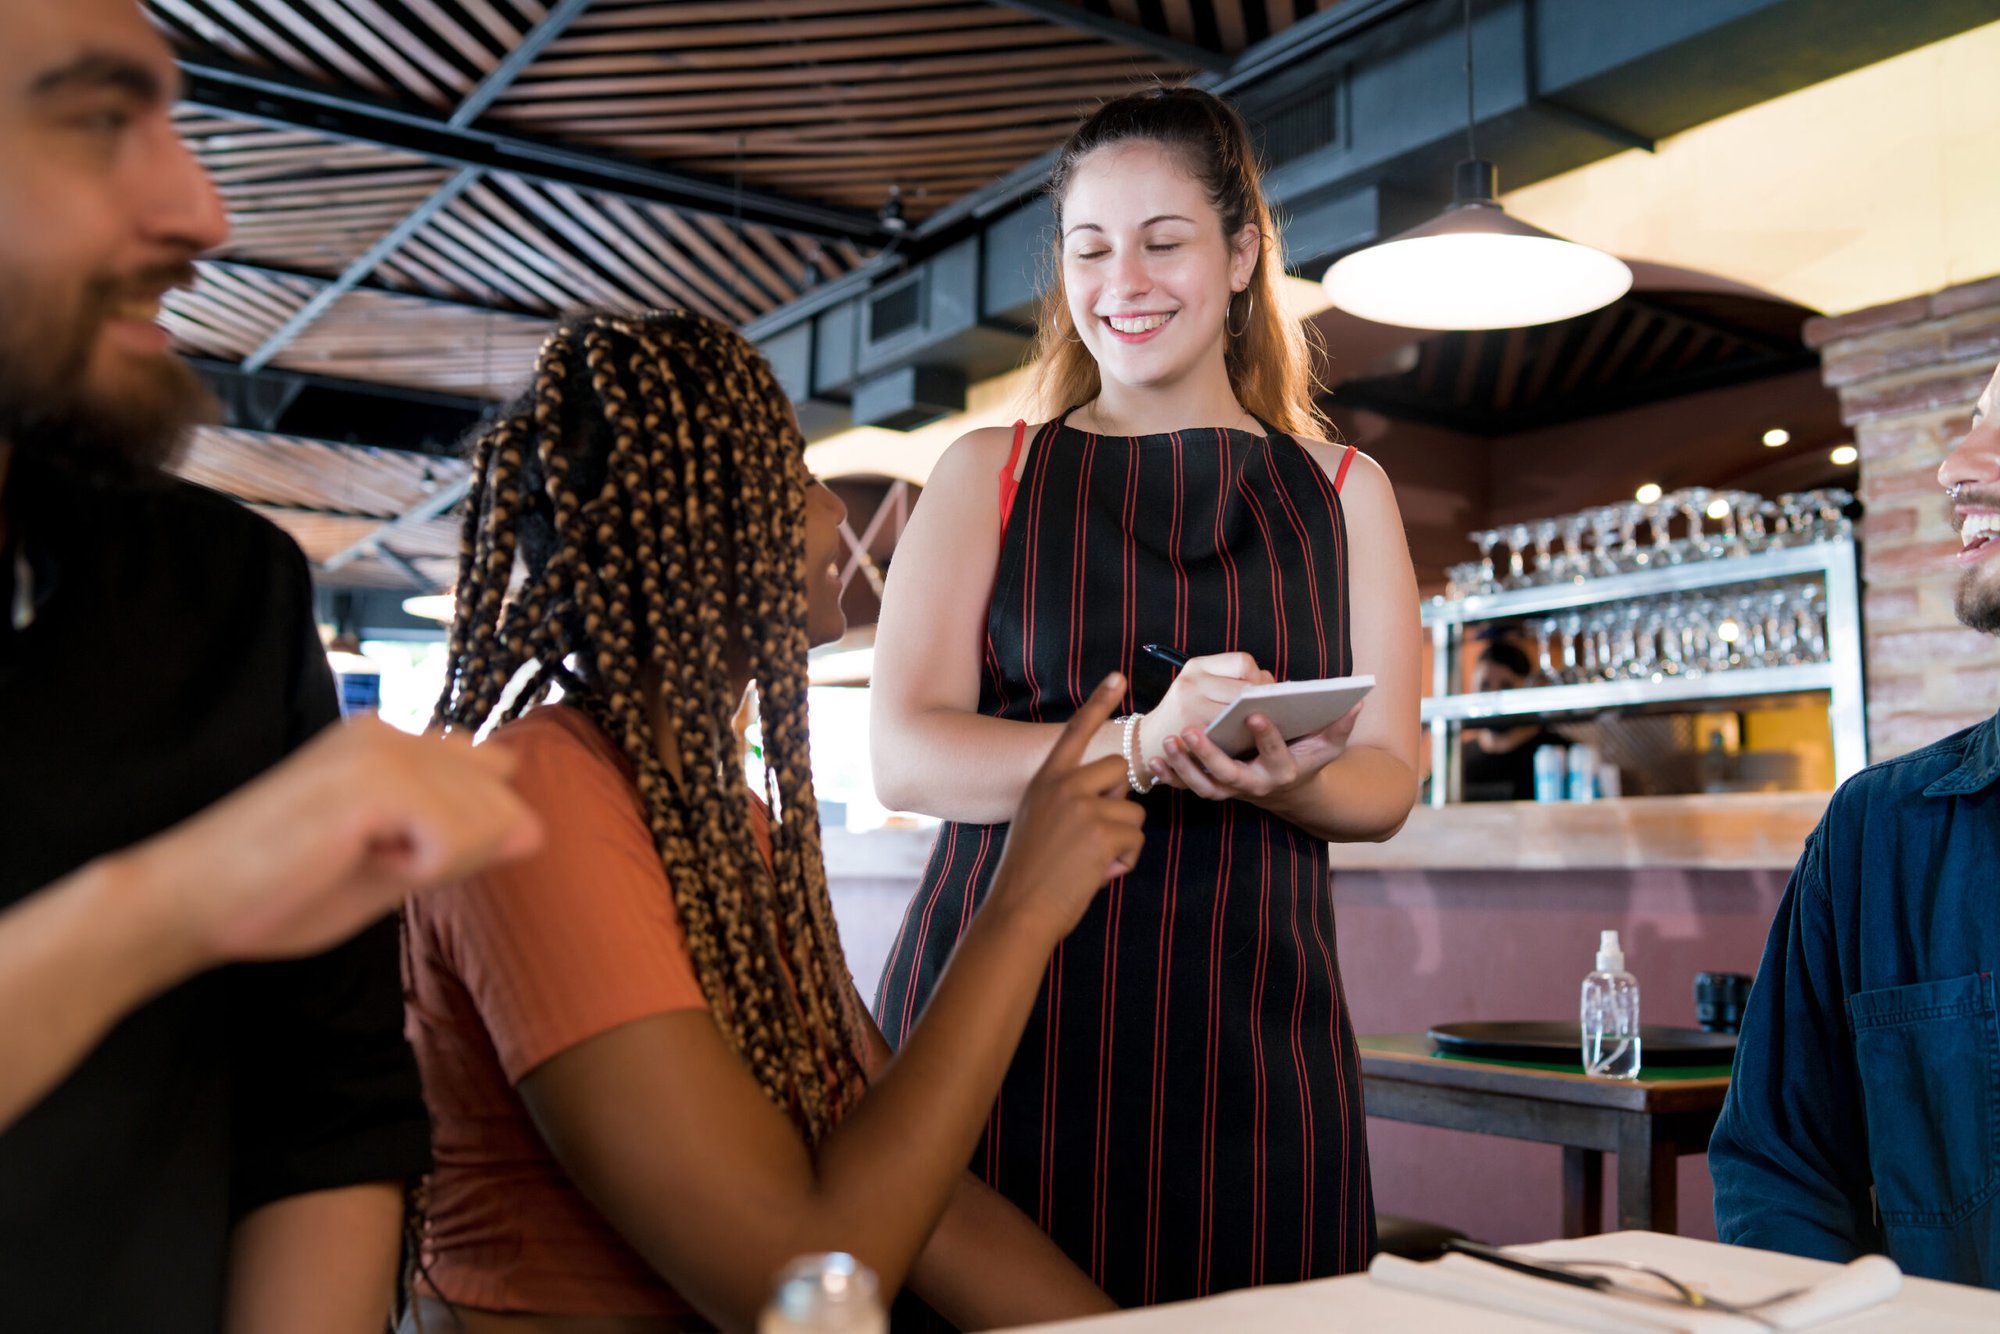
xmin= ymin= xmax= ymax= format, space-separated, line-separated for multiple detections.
xmin=1322 ymin=203 xmax=1632 ymax=330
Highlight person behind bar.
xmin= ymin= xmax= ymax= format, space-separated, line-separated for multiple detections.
xmin=868 ymin=85 xmax=1422 ymax=1309
xmin=0 ymin=3 xmax=543 ymax=1331
xmin=402 ymin=311 xmax=1139 ymax=1333
xmin=1459 ymin=639 xmax=1569 ymax=802
xmin=1711 ymin=360 xmax=2000 ymax=1287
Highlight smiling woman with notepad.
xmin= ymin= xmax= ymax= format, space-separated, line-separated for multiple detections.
xmin=867 ymin=86 xmax=1422 ymax=1314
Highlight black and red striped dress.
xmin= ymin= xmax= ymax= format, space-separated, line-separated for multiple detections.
xmin=873 ymin=412 xmax=1373 ymax=1310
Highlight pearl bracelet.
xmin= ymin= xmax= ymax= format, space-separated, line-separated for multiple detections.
xmin=1118 ymin=713 xmax=1155 ymax=796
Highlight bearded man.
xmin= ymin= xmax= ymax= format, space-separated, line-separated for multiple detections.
xmin=1710 ymin=361 xmax=2000 ymax=1289
xmin=0 ymin=4 xmax=539 ymax=1330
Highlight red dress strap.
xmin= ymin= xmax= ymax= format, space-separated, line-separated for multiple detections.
xmin=997 ymin=419 xmax=1027 ymax=534
xmin=1333 ymin=444 xmax=1357 ymax=493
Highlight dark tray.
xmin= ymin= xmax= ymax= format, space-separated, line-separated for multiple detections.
xmin=1426 ymin=1021 xmax=1736 ymax=1066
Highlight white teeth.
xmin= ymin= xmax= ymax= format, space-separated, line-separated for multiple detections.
xmin=1106 ymin=313 xmax=1171 ymax=334
xmin=1963 ymin=513 xmax=2000 ymax=546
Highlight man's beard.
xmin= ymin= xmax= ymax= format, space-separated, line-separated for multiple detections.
xmin=0 ymin=265 xmax=216 ymax=489
xmin=1955 ymin=566 xmax=2000 ymax=636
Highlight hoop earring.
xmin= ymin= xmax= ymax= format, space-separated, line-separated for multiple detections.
xmin=1226 ymin=290 xmax=1254 ymax=338
xmin=1051 ymin=316 xmax=1082 ymax=345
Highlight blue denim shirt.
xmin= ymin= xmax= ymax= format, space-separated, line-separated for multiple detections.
xmin=1711 ymin=711 xmax=2000 ymax=1288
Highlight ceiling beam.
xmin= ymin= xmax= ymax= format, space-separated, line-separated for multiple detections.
xmin=190 ymin=357 xmax=489 ymax=455
xmin=178 ymin=59 xmax=882 ymax=242
xmin=984 ymin=0 xmax=1231 ymax=72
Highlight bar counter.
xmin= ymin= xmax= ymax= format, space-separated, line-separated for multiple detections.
xmin=1325 ymin=792 xmax=1830 ymax=872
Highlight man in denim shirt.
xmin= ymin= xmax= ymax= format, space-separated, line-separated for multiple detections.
xmin=1710 ymin=360 xmax=2000 ymax=1288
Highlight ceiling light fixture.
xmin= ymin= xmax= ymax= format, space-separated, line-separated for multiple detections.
xmin=1830 ymin=444 xmax=1859 ymax=466
xmin=1762 ymin=428 xmax=1791 ymax=448
xmin=402 ymin=591 xmax=457 ymax=622
xmin=1635 ymin=482 xmax=1664 ymax=504
xmin=1320 ymin=0 xmax=1631 ymax=329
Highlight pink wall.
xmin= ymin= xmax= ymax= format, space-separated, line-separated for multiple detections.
xmin=1332 ymin=866 xmax=1788 ymax=1243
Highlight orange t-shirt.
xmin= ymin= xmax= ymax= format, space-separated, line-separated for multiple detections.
xmin=403 ymin=705 xmax=767 ymax=1318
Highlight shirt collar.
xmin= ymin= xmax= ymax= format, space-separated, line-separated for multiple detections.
xmin=1922 ymin=709 xmax=2000 ymax=798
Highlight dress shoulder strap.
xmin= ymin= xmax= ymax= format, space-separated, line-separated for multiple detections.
xmin=997 ymin=419 xmax=1027 ymax=534
xmin=1333 ymin=444 xmax=1357 ymax=493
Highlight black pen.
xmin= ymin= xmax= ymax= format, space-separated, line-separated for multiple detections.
xmin=1141 ymin=643 xmax=1188 ymax=670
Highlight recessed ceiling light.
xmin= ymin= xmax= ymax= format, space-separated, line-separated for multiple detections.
xmin=1762 ymin=428 xmax=1791 ymax=448
xmin=1830 ymin=444 xmax=1859 ymax=466
xmin=1634 ymin=482 xmax=1663 ymax=504
xmin=1706 ymin=497 xmax=1732 ymax=520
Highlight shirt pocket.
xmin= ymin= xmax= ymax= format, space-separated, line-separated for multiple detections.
xmin=1847 ymin=972 xmax=2000 ymax=1227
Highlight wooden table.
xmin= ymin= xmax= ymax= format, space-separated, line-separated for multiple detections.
xmin=1357 ymin=1033 xmax=1731 ymax=1236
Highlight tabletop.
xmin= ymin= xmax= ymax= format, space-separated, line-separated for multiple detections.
xmin=995 ymin=1232 xmax=2000 ymax=1332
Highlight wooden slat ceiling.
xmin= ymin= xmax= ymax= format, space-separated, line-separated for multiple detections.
xmin=1328 ymin=292 xmax=1819 ymax=436
xmin=140 ymin=1 xmax=1345 ymax=590
xmin=173 ymin=427 xmax=468 ymax=588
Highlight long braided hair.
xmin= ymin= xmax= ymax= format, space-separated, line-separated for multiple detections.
xmin=433 ymin=310 xmax=866 ymax=1143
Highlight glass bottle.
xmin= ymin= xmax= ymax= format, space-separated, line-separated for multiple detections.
xmin=759 ymin=1253 xmax=887 ymax=1334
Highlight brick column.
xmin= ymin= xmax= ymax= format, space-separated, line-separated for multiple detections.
xmin=1807 ymin=274 xmax=2000 ymax=760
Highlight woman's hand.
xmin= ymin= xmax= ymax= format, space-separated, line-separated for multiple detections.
xmin=985 ymin=673 xmax=1148 ymax=939
xmin=1147 ymin=701 xmax=1364 ymax=802
xmin=1136 ymin=652 xmax=1271 ymax=766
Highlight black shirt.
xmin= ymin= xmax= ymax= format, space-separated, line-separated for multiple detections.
xmin=0 ymin=472 xmax=431 ymax=1333
xmin=1460 ymin=727 xmax=1571 ymax=801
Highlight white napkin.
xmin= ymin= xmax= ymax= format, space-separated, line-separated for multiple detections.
xmin=1369 ymin=1248 xmax=1902 ymax=1333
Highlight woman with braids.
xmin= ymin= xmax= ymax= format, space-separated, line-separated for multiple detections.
xmin=870 ymin=86 xmax=1422 ymax=1309
xmin=401 ymin=310 xmax=1141 ymax=1333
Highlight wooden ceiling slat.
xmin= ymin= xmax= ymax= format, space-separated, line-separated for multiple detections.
xmin=489 ymin=177 xmax=686 ymax=311
xmin=1491 ymin=327 xmax=1529 ymax=414
xmin=553 ymin=9 xmax=1040 ymax=54
xmin=220 ymin=0 xmax=399 ymax=100
xmin=275 ymin=292 xmax=551 ymax=400
xmin=691 ymin=215 xmax=792 ymax=306
xmin=451 ymin=0 xmax=541 ymax=51
xmin=153 ymin=0 xmax=323 ymax=79
xmin=303 ymin=0 xmax=463 ymax=107
xmin=459 ymin=183 xmax=640 ymax=311
xmin=502 ymin=45 xmax=1165 ymax=98
xmin=494 ymin=96 xmax=1101 ymax=138
xmin=525 ymin=182 xmax=725 ymax=318
xmin=178 ymin=427 xmax=471 ymax=518
xmin=228 ymin=190 xmax=443 ymax=219
xmin=1553 ymin=308 xmax=1624 ymax=398
xmin=395 ymin=0 xmax=508 ymax=75
xmin=638 ymin=205 xmax=762 ymax=324
xmin=595 ymin=121 xmax=1076 ymax=159
xmin=1160 ymin=0 xmax=1200 ymax=42
xmin=1215 ymin=0 xmax=1249 ymax=53
xmin=220 ymin=169 xmax=447 ymax=200
xmin=573 ymin=0 xmax=950 ymax=27
xmin=746 ymin=228 xmax=810 ymax=286
xmin=397 ymin=230 xmax=552 ymax=311
xmin=673 ymin=143 xmax=1036 ymax=173
xmin=489 ymin=67 xmax=1150 ymax=119
xmin=337 ymin=0 xmax=484 ymax=98
xmin=203 ymin=270 xmax=316 ymax=323
xmin=522 ymin=29 xmax=1111 ymax=80
xmin=423 ymin=208 xmax=587 ymax=312
xmin=1586 ymin=312 xmax=1654 ymax=389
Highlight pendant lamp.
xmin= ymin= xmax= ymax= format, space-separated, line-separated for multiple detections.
xmin=1321 ymin=0 xmax=1632 ymax=330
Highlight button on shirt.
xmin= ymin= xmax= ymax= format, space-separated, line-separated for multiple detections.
xmin=0 ymin=471 xmax=431 ymax=1332
xmin=1710 ymin=709 xmax=2000 ymax=1288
